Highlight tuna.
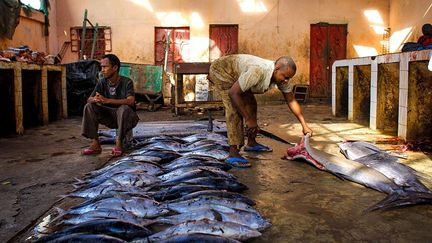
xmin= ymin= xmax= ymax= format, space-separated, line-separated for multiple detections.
xmin=54 ymin=208 xmax=153 ymax=227
xmin=154 ymin=209 xmax=217 ymax=225
xmin=144 ymin=219 xmax=261 ymax=242
xmin=43 ymin=233 xmax=127 ymax=243
xmin=168 ymin=190 xmax=256 ymax=206
xmin=166 ymin=196 xmax=257 ymax=214
xmin=34 ymin=219 xmax=151 ymax=242
xmin=68 ymin=195 xmax=169 ymax=218
xmin=157 ymin=233 xmax=241 ymax=243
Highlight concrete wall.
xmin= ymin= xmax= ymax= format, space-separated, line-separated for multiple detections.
xmin=54 ymin=0 xmax=390 ymax=86
xmin=0 ymin=9 xmax=48 ymax=53
xmin=48 ymin=0 xmax=58 ymax=54
xmin=389 ymin=0 xmax=432 ymax=52
xmin=2 ymin=0 xmax=428 ymax=103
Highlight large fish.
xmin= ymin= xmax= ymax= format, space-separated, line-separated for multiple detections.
xmin=153 ymin=170 xmax=234 ymax=188
xmin=84 ymin=161 xmax=163 ymax=178
xmin=284 ymin=134 xmax=432 ymax=211
xmin=153 ymin=209 xmax=217 ymax=225
xmin=143 ymin=219 xmax=261 ymax=242
xmin=166 ymin=196 xmax=257 ymax=214
xmin=129 ymin=149 xmax=180 ymax=163
xmin=158 ymin=166 xmax=236 ymax=181
xmin=163 ymin=156 xmax=232 ymax=172
xmin=182 ymin=149 xmax=229 ymax=160
xmin=54 ymin=208 xmax=153 ymax=227
xmin=66 ymin=180 xmax=150 ymax=198
xmin=149 ymin=184 xmax=216 ymax=201
xmin=74 ymin=171 xmax=162 ymax=189
xmin=34 ymin=219 xmax=151 ymax=242
xmin=215 ymin=209 xmax=271 ymax=231
xmin=156 ymin=233 xmax=240 ymax=243
xmin=41 ymin=233 xmax=127 ymax=243
xmin=163 ymin=159 xmax=232 ymax=172
xmin=164 ymin=177 xmax=248 ymax=192
xmin=338 ymin=141 xmax=432 ymax=193
xmin=168 ymin=190 xmax=256 ymax=206
xmin=68 ymin=195 xmax=169 ymax=218
xmin=181 ymin=133 xmax=229 ymax=145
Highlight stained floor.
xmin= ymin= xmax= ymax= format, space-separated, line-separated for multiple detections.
xmin=1 ymin=103 xmax=431 ymax=242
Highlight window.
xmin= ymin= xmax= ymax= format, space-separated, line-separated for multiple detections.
xmin=70 ymin=27 xmax=112 ymax=60
xmin=21 ymin=0 xmax=41 ymax=10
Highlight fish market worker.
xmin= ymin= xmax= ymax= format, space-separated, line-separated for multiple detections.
xmin=81 ymin=54 xmax=139 ymax=157
xmin=208 ymin=54 xmax=313 ymax=168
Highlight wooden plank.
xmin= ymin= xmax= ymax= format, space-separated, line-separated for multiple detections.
xmin=41 ymin=67 xmax=49 ymax=125
xmin=174 ymin=62 xmax=210 ymax=74
xmin=14 ymin=66 xmax=23 ymax=134
xmin=61 ymin=66 xmax=68 ymax=118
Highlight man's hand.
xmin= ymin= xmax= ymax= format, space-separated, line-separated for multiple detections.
xmin=302 ymin=125 xmax=313 ymax=136
xmin=93 ymin=92 xmax=108 ymax=104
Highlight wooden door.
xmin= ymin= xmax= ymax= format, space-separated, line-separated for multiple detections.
xmin=155 ymin=27 xmax=190 ymax=72
xmin=209 ymin=25 xmax=238 ymax=62
xmin=310 ymin=23 xmax=347 ymax=99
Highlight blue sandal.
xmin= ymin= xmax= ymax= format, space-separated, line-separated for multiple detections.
xmin=244 ymin=144 xmax=273 ymax=152
xmin=224 ymin=157 xmax=251 ymax=168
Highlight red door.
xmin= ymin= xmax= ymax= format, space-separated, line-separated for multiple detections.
xmin=155 ymin=27 xmax=190 ymax=72
xmin=209 ymin=25 xmax=238 ymax=62
xmin=310 ymin=23 xmax=347 ymax=99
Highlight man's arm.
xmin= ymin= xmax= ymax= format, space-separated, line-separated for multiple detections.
xmin=228 ymin=81 xmax=257 ymax=129
xmin=93 ymin=93 xmax=135 ymax=106
xmin=283 ymin=92 xmax=313 ymax=135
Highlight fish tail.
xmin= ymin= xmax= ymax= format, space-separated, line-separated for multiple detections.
xmin=49 ymin=207 xmax=67 ymax=224
xmin=367 ymin=191 xmax=432 ymax=211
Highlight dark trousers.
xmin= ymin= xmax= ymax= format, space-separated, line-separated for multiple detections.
xmin=81 ymin=103 xmax=139 ymax=145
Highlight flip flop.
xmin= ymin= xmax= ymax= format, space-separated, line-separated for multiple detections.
xmin=111 ymin=147 xmax=123 ymax=157
xmin=224 ymin=157 xmax=251 ymax=168
xmin=81 ymin=147 xmax=102 ymax=155
xmin=244 ymin=144 xmax=273 ymax=152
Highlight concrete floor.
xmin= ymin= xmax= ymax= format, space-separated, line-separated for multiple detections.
xmin=1 ymin=103 xmax=431 ymax=242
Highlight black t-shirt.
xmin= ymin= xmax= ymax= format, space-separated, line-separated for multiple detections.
xmin=91 ymin=76 xmax=135 ymax=108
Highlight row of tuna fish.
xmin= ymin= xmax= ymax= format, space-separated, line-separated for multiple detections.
xmin=284 ymin=134 xmax=432 ymax=211
xmin=31 ymin=133 xmax=270 ymax=242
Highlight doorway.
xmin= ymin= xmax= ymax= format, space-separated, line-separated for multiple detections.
xmin=309 ymin=23 xmax=347 ymax=100
xmin=209 ymin=24 xmax=238 ymax=62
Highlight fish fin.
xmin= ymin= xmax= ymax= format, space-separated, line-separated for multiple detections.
xmin=54 ymin=206 xmax=66 ymax=216
xmin=339 ymin=148 xmax=350 ymax=159
xmin=105 ymin=178 xmax=123 ymax=187
xmin=74 ymin=177 xmax=85 ymax=183
xmin=71 ymin=184 xmax=82 ymax=189
xmin=54 ymin=194 xmax=69 ymax=203
xmin=330 ymin=172 xmax=347 ymax=181
xmin=50 ymin=207 xmax=67 ymax=223
xmin=366 ymin=191 xmax=432 ymax=212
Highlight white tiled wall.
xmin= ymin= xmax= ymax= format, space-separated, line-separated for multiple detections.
xmin=331 ymin=49 xmax=432 ymax=140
